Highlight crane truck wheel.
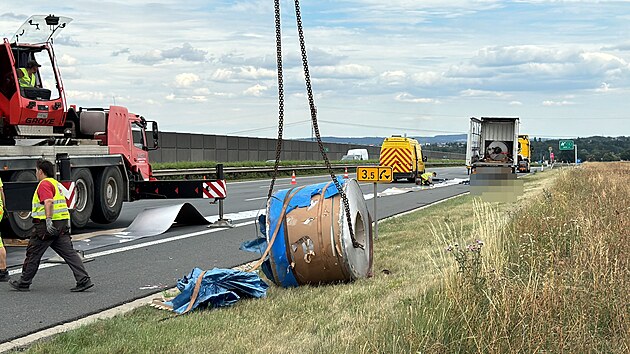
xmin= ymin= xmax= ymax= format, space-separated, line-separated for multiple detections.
xmin=91 ymin=166 xmax=123 ymax=224
xmin=70 ymin=168 xmax=95 ymax=229
xmin=7 ymin=170 xmax=37 ymax=239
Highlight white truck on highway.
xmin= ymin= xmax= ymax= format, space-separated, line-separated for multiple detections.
xmin=341 ymin=148 xmax=369 ymax=161
xmin=466 ymin=117 xmax=519 ymax=173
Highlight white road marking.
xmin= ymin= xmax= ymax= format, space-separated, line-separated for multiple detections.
xmin=205 ymin=209 xmax=264 ymax=223
xmin=244 ymin=196 xmax=267 ymax=202
xmin=8 ymin=220 xmax=255 ymax=277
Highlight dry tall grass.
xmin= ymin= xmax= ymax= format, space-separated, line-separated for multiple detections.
xmin=434 ymin=163 xmax=629 ymax=353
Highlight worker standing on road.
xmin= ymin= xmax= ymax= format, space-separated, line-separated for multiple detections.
xmin=9 ymin=159 xmax=93 ymax=292
xmin=16 ymin=60 xmax=41 ymax=88
xmin=419 ymin=171 xmax=437 ymax=186
xmin=0 ymin=177 xmax=9 ymax=282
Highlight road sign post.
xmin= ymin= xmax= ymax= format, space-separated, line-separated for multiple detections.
xmin=373 ymin=183 xmax=378 ymax=240
xmin=356 ymin=166 xmax=392 ymax=241
xmin=208 ymin=164 xmax=234 ymax=228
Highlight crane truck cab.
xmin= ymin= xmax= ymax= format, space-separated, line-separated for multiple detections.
xmin=0 ymin=15 xmax=169 ymax=238
xmin=0 ymin=15 xmax=71 ymax=136
xmin=0 ymin=15 xmax=159 ymax=180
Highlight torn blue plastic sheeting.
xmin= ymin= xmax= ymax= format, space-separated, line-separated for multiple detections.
xmin=240 ymin=215 xmax=275 ymax=281
xmin=164 ymin=268 xmax=269 ymax=314
xmin=258 ymin=214 xmax=267 ymax=236
xmin=267 ymin=177 xmax=347 ymax=288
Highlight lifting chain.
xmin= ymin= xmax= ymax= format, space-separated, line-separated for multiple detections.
xmin=268 ymin=0 xmax=362 ymax=249
xmin=267 ymin=0 xmax=285 ymax=201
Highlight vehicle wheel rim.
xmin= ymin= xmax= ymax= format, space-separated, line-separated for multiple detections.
xmin=75 ymin=179 xmax=87 ymax=212
xmin=16 ymin=211 xmax=31 ymax=222
xmin=105 ymin=176 xmax=118 ymax=208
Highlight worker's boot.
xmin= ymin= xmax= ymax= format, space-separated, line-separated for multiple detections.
xmin=0 ymin=269 xmax=9 ymax=282
xmin=70 ymin=278 xmax=94 ymax=292
xmin=8 ymin=279 xmax=30 ymax=291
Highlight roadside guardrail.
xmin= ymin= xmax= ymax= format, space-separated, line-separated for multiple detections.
xmin=152 ymin=162 xmax=463 ymax=178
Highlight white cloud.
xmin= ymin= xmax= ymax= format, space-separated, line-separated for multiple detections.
xmin=243 ymin=84 xmax=268 ymax=97
xmin=395 ymin=93 xmax=440 ymax=104
xmin=542 ymin=100 xmax=575 ymax=106
xmin=410 ymin=71 xmax=444 ymax=86
xmin=58 ymin=54 xmax=78 ymax=66
xmin=66 ymin=90 xmax=107 ymax=102
xmin=509 ymin=101 xmax=523 ymax=105
xmin=212 ymin=69 xmax=234 ymax=81
xmin=473 ymin=45 xmax=578 ymax=67
xmin=174 ymin=73 xmax=200 ymax=88
xmin=129 ymin=43 xmax=206 ymax=65
xmin=210 ymin=66 xmax=274 ymax=82
xmin=193 ymin=87 xmax=211 ymax=95
xmin=315 ymin=64 xmax=375 ymax=79
xmin=379 ymin=70 xmax=407 ymax=84
xmin=595 ymin=82 xmax=610 ymax=92
xmin=460 ymin=89 xmax=510 ymax=98
xmin=190 ymin=96 xmax=207 ymax=102
xmin=236 ymin=66 xmax=276 ymax=80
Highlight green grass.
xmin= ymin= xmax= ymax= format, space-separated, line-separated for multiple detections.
xmin=17 ymin=163 xmax=628 ymax=353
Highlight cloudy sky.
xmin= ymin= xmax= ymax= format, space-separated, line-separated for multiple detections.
xmin=2 ymin=1 xmax=630 ymax=139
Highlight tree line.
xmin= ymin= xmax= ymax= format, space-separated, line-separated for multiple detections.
xmin=530 ymin=136 xmax=630 ymax=162
xmin=424 ymin=136 xmax=630 ymax=162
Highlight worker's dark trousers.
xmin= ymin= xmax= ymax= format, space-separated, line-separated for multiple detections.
xmin=19 ymin=220 xmax=89 ymax=286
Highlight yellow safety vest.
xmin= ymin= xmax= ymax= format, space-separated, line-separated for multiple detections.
xmin=32 ymin=178 xmax=70 ymax=220
xmin=0 ymin=177 xmax=3 ymax=221
xmin=420 ymin=172 xmax=433 ymax=181
xmin=18 ymin=68 xmax=36 ymax=88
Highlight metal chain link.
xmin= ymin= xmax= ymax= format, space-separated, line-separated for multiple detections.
xmin=293 ymin=0 xmax=362 ymax=249
xmin=267 ymin=0 xmax=285 ymax=201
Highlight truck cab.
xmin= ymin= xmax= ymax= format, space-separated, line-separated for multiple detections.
xmin=0 ymin=15 xmax=163 ymax=238
xmin=0 ymin=15 xmax=71 ymax=140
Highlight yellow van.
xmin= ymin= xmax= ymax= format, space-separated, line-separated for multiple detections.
xmin=379 ymin=136 xmax=426 ymax=182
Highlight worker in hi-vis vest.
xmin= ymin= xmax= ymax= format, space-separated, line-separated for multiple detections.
xmin=9 ymin=159 xmax=93 ymax=292
xmin=17 ymin=60 xmax=41 ymax=87
xmin=419 ymin=171 xmax=437 ymax=186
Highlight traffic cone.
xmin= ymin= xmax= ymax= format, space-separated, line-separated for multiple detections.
xmin=343 ymin=167 xmax=349 ymax=179
xmin=291 ymin=170 xmax=297 ymax=185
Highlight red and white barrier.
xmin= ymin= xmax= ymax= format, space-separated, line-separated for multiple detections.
xmin=59 ymin=181 xmax=76 ymax=209
xmin=202 ymin=180 xmax=227 ymax=199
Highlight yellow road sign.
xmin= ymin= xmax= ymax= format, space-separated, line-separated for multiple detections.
xmin=356 ymin=166 xmax=393 ymax=183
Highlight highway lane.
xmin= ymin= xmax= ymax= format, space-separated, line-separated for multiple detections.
xmin=79 ymin=165 xmax=468 ymax=232
xmin=1 ymin=166 xmax=469 ymax=344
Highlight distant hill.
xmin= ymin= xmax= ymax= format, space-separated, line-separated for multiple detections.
xmin=304 ymin=134 xmax=467 ymax=146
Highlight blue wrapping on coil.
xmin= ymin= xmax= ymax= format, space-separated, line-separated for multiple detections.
xmin=267 ymin=177 xmax=346 ymax=287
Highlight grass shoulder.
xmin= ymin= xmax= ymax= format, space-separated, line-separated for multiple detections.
xmin=20 ymin=164 xmax=628 ymax=353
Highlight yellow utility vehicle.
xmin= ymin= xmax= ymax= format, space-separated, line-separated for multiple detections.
xmin=379 ymin=136 xmax=426 ymax=182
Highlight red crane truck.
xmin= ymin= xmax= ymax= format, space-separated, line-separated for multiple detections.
xmin=0 ymin=15 xmax=223 ymax=238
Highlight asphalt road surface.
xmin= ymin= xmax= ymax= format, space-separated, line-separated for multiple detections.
xmin=1 ymin=166 xmax=469 ymax=344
